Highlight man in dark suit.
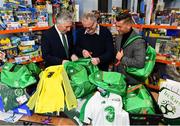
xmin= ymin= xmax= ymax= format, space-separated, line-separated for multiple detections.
xmin=41 ymin=12 xmax=76 ymax=67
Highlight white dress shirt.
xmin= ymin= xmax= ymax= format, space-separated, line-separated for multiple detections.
xmin=55 ymin=24 xmax=69 ymax=48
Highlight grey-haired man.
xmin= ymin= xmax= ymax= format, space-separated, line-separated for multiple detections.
xmin=42 ymin=12 xmax=76 ymax=67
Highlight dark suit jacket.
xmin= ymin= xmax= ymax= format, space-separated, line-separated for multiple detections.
xmin=41 ymin=26 xmax=74 ymax=67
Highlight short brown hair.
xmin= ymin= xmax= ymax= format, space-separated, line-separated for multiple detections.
xmin=116 ymin=11 xmax=134 ymax=24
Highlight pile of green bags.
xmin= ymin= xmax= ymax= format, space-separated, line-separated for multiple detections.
xmin=64 ymin=58 xmax=127 ymax=98
xmin=64 ymin=58 xmax=157 ymax=124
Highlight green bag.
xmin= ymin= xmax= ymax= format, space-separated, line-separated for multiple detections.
xmin=123 ymin=35 xmax=156 ymax=81
xmin=26 ymin=63 xmax=41 ymax=75
xmin=73 ymin=58 xmax=99 ymax=74
xmin=64 ymin=59 xmax=98 ymax=98
xmin=124 ymin=84 xmax=155 ymax=114
xmin=89 ymin=71 xmax=127 ymax=96
xmin=0 ymin=82 xmax=29 ymax=111
xmin=1 ymin=63 xmax=36 ymax=88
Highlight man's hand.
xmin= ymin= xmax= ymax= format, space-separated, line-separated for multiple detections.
xmin=91 ymin=58 xmax=100 ymax=65
xmin=71 ymin=54 xmax=79 ymax=61
xmin=116 ymin=50 xmax=124 ymax=61
xmin=82 ymin=49 xmax=92 ymax=58
xmin=62 ymin=60 xmax=69 ymax=64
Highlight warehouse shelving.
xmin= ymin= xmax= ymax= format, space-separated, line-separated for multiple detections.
xmin=100 ymin=23 xmax=179 ymax=30
xmin=0 ymin=26 xmax=50 ymax=34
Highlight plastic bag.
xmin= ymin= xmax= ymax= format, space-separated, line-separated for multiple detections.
xmin=0 ymin=82 xmax=29 ymax=111
xmin=124 ymin=84 xmax=155 ymax=114
xmin=126 ymin=46 xmax=156 ymax=81
xmin=1 ymin=63 xmax=36 ymax=88
xmin=64 ymin=59 xmax=98 ymax=98
xmin=89 ymin=71 xmax=127 ymax=96
xmin=121 ymin=35 xmax=156 ymax=81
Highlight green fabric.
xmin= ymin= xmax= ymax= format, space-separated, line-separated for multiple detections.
xmin=0 ymin=82 xmax=29 ymax=111
xmin=26 ymin=63 xmax=41 ymax=75
xmin=1 ymin=63 xmax=36 ymax=88
xmin=123 ymin=35 xmax=156 ymax=81
xmin=89 ymin=71 xmax=127 ymax=96
xmin=124 ymin=84 xmax=155 ymax=114
xmin=123 ymin=35 xmax=142 ymax=48
xmin=64 ymin=59 xmax=98 ymax=98
xmin=73 ymin=58 xmax=99 ymax=74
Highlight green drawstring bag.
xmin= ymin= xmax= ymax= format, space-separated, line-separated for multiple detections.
xmin=12 ymin=63 xmax=41 ymax=75
xmin=124 ymin=84 xmax=155 ymax=114
xmin=89 ymin=71 xmax=127 ymax=96
xmin=0 ymin=82 xmax=29 ymax=111
xmin=1 ymin=63 xmax=36 ymax=88
xmin=26 ymin=63 xmax=41 ymax=75
xmin=123 ymin=35 xmax=156 ymax=81
xmin=64 ymin=59 xmax=98 ymax=98
xmin=73 ymin=58 xmax=99 ymax=74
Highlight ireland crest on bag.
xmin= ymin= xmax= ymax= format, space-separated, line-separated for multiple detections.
xmin=158 ymin=79 xmax=180 ymax=124
xmin=158 ymin=88 xmax=180 ymax=119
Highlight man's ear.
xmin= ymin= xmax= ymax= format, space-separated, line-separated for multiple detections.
xmin=127 ymin=23 xmax=132 ymax=30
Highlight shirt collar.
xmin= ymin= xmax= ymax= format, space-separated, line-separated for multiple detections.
xmin=96 ymin=24 xmax=100 ymax=35
xmin=55 ymin=24 xmax=62 ymax=35
xmin=84 ymin=24 xmax=100 ymax=35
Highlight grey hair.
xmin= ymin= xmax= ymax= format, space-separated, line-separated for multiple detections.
xmin=55 ymin=12 xmax=73 ymax=24
xmin=81 ymin=12 xmax=97 ymax=22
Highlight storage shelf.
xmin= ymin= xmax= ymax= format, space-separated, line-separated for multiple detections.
xmin=100 ymin=24 xmax=113 ymax=27
xmin=8 ymin=56 xmax=43 ymax=64
xmin=99 ymin=23 xmax=180 ymax=30
xmin=146 ymin=84 xmax=160 ymax=91
xmin=156 ymin=59 xmax=180 ymax=66
xmin=133 ymin=24 xmax=178 ymax=29
xmin=0 ymin=26 xmax=50 ymax=34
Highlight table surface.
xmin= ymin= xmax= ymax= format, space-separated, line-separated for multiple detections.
xmin=20 ymin=114 xmax=76 ymax=125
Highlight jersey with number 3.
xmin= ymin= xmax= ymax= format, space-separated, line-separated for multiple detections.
xmin=79 ymin=91 xmax=130 ymax=126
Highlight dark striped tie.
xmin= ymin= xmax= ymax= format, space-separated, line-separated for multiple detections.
xmin=62 ymin=34 xmax=69 ymax=58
